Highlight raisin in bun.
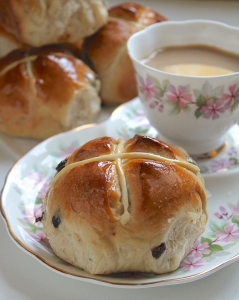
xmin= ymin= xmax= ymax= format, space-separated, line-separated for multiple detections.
xmin=0 ymin=45 xmax=101 ymax=139
xmin=0 ymin=0 xmax=108 ymax=47
xmin=82 ymin=3 xmax=167 ymax=104
xmin=42 ymin=135 xmax=207 ymax=275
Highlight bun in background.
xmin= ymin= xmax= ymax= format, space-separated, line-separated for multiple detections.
xmin=0 ymin=21 xmax=21 ymax=58
xmin=82 ymin=3 xmax=167 ymax=104
xmin=0 ymin=45 xmax=101 ymax=139
xmin=0 ymin=0 xmax=108 ymax=47
xmin=109 ymin=2 xmax=167 ymax=26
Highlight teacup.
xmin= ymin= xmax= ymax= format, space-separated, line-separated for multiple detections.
xmin=127 ymin=20 xmax=239 ymax=157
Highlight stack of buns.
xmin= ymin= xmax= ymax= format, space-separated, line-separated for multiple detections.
xmin=0 ymin=1 xmax=167 ymax=139
xmin=0 ymin=0 xmax=108 ymax=139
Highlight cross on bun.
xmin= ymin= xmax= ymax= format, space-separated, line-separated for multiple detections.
xmin=0 ymin=45 xmax=101 ymax=139
xmin=42 ymin=135 xmax=208 ymax=275
xmin=82 ymin=3 xmax=167 ymax=104
xmin=0 ymin=0 xmax=108 ymax=47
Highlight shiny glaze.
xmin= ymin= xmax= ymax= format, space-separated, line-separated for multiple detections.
xmin=109 ymin=3 xmax=167 ymax=26
xmin=0 ymin=46 xmax=96 ymax=111
xmin=82 ymin=19 xmax=141 ymax=104
xmin=33 ymin=53 xmax=92 ymax=105
xmin=123 ymin=159 xmax=206 ymax=232
xmin=49 ymin=161 xmax=122 ymax=233
xmin=67 ymin=137 xmax=116 ymax=164
xmin=0 ymin=44 xmax=99 ymax=138
xmin=82 ymin=3 xmax=167 ymax=105
xmin=84 ymin=20 xmax=136 ymax=71
xmin=46 ymin=136 xmax=206 ymax=234
xmin=124 ymin=135 xmax=187 ymax=160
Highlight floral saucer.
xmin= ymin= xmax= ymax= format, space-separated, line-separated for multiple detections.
xmin=1 ymin=97 xmax=239 ymax=287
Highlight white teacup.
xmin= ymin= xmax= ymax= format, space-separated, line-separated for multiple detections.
xmin=127 ymin=20 xmax=239 ymax=157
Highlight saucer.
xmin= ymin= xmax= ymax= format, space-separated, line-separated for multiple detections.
xmin=1 ymin=97 xmax=239 ymax=287
xmin=196 ymin=125 xmax=239 ymax=176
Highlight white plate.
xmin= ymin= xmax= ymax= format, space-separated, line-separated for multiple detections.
xmin=1 ymin=97 xmax=239 ymax=288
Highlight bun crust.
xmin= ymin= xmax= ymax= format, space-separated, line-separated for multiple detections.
xmin=82 ymin=3 xmax=167 ymax=104
xmin=0 ymin=21 xmax=20 ymax=57
xmin=0 ymin=0 xmax=108 ymax=47
xmin=83 ymin=19 xmax=140 ymax=104
xmin=109 ymin=2 xmax=167 ymax=26
xmin=42 ymin=135 xmax=207 ymax=275
xmin=0 ymin=46 xmax=101 ymax=139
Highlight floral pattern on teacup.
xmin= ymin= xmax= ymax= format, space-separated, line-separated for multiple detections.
xmin=136 ymin=73 xmax=239 ymax=120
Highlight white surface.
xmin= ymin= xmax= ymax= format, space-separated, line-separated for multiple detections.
xmin=1 ymin=0 xmax=239 ymax=299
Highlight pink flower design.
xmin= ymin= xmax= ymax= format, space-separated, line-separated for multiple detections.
xmin=200 ymin=99 xmax=226 ymax=120
xmin=214 ymin=206 xmax=234 ymax=221
xmin=227 ymin=146 xmax=239 ymax=158
xmin=60 ymin=146 xmax=75 ymax=158
xmin=216 ymin=225 xmax=239 ymax=242
xmin=232 ymin=204 xmax=239 ymax=219
xmin=232 ymin=205 xmax=239 ymax=214
xmin=149 ymin=97 xmax=164 ymax=112
xmin=120 ymin=135 xmax=128 ymax=141
xmin=210 ymin=158 xmax=235 ymax=173
xmin=166 ymin=85 xmax=192 ymax=109
xmin=131 ymin=110 xmax=147 ymax=123
xmin=22 ymin=206 xmax=43 ymax=225
xmin=27 ymin=171 xmax=45 ymax=188
xmin=139 ymin=76 xmax=158 ymax=99
xmin=29 ymin=231 xmax=51 ymax=247
xmin=180 ymin=256 xmax=206 ymax=271
xmin=130 ymin=110 xmax=150 ymax=129
xmin=221 ymin=84 xmax=239 ymax=109
xmin=36 ymin=177 xmax=51 ymax=199
xmin=188 ymin=240 xmax=210 ymax=258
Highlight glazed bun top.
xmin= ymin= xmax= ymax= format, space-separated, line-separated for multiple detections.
xmin=109 ymin=2 xmax=167 ymax=26
xmin=0 ymin=45 xmax=101 ymax=139
xmin=49 ymin=135 xmax=207 ymax=228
